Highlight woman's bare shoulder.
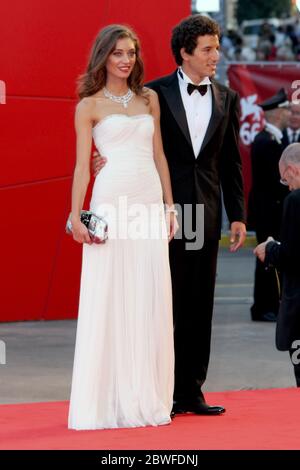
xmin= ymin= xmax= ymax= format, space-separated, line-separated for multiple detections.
xmin=143 ymin=87 xmax=159 ymax=114
xmin=76 ymin=97 xmax=95 ymax=111
xmin=75 ymin=98 xmax=99 ymax=127
xmin=143 ymin=87 xmax=158 ymax=99
xmin=76 ymin=95 xmax=105 ymax=118
xmin=143 ymin=87 xmax=159 ymax=106
xmin=77 ymin=93 xmax=105 ymax=109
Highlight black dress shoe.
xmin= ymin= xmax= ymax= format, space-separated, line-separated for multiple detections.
xmin=186 ymin=402 xmax=225 ymax=415
xmin=172 ymin=403 xmax=187 ymax=414
xmin=172 ymin=400 xmax=225 ymax=415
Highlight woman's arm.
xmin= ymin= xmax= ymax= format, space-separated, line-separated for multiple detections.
xmin=148 ymin=88 xmax=178 ymax=240
xmin=70 ymin=98 xmax=94 ymax=243
xmin=149 ymin=89 xmax=174 ymax=208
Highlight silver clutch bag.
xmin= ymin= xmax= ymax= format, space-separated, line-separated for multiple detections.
xmin=66 ymin=210 xmax=108 ymax=244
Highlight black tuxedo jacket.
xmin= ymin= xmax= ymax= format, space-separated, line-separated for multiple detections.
xmin=265 ymin=189 xmax=300 ymax=351
xmin=247 ymin=129 xmax=289 ymax=239
xmin=282 ymin=128 xmax=290 ymax=148
xmin=147 ymin=71 xmax=245 ymax=240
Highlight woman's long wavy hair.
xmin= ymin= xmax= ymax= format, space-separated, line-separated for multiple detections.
xmin=77 ymin=24 xmax=146 ymax=100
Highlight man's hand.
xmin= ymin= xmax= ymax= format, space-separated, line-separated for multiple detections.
xmin=92 ymin=150 xmax=107 ymax=177
xmin=253 ymin=236 xmax=274 ymax=263
xmin=166 ymin=212 xmax=179 ymax=242
xmin=229 ymin=221 xmax=247 ymax=252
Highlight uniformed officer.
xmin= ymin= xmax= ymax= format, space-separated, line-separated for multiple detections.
xmin=248 ymin=88 xmax=291 ymax=321
xmin=282 ymin=102 xmax=300 ymax=146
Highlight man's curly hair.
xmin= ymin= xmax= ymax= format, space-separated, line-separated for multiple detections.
xmin=171 ymin=15 xmax=220 ymax=66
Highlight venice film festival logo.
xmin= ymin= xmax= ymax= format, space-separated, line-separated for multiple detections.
xmin=239 ymin=82 xmax=300 ymax=147
xmin=239 ymin=94 xmax=263 ymax=146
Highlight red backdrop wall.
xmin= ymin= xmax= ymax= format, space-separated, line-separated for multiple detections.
xmin=0 ymin=0 xmax=190 ymax=322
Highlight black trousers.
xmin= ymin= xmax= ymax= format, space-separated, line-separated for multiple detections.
xmin=251 ymin=232 xmax=280 ymax=319
xmin=169 ymin=236 xmax=219 ymax=402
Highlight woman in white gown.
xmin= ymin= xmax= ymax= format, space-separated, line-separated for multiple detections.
xmin=68 ymin=24 xmax=177 ymax=430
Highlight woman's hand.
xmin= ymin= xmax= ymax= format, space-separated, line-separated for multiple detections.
xmin=166 ymin=211 xmax=179 ymax=242
xmin=92 ymin=150 xmax=107 ymax=177
xmin=71 ymin=219 xmax=92 ymax=244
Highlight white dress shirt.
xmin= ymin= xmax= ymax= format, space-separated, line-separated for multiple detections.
xmin=177 ymin=67 xmax=212 ymax=158
xmin=287 ymin=127 xmax=300 ymax=144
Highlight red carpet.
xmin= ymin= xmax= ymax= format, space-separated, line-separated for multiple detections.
xmin=0 ymin=388 xmax=299 ymax=450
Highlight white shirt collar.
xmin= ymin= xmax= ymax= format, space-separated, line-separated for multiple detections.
xmin=178 ymin=67 xmax=211 ymax=86
xmin=265 ymin=122 xmax=283 ymax=142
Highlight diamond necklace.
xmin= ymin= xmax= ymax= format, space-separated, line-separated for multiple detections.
xmin=103 ymin=87 xmax=134 ymax=108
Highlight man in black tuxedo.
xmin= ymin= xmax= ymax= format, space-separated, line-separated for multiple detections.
xmin=248 ymin=89 xmax=290 ymax=322
xmin=93 ymin=15 xmax=246 ymax=415
xmin=147 ymin=15 xmax=246 ymax=416
xmin=254 ymin=143 xmax=300 ymax=387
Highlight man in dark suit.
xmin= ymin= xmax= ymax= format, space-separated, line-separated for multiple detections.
xmin=248 ymin=89 xmax=290 ymax=322
xmin=146 ymin=15 xmax=246 ymax=415
xmin=254 ymin=143 xmax=300 ymax=387
xmin=93 ymin=15 xmax=246 ymax=415
xmin=282 ymin=102 xmax=300 ymax=147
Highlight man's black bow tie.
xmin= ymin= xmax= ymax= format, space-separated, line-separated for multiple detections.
xmin=187 ymin=83 xmax=208 ymax=96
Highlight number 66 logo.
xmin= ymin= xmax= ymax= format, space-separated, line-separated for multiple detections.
xmin=240 ymin=122 xmax=261 ymax=146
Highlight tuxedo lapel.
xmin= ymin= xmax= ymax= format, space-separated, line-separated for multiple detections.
xmin=160 ymin=72 xmax=193 ymax=149
xmin=197 ymin=81 xmax=226 ymax=157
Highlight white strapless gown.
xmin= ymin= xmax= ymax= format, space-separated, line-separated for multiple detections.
xmin=68 ymin=114 xmax=174 ymax=430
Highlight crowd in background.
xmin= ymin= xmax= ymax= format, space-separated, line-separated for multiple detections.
xmin=221 ymin=19 xmax=300 ymax=61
